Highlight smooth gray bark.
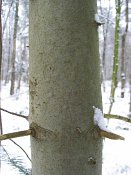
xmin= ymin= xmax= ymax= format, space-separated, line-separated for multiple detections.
xmin=29 ymin=0 xmax=102 ymax=175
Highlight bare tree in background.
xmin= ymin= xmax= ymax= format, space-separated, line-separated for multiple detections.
xmin=100 ymin=0 xmax=111 ymax=91
xmin=120 ymin=0 xmax=129 ymax=98
xmin=10 ymin=0 xmax=19 ymax=95
xmin=108 ymin=0 xmax=122 ymax=114
xmin=0 ymin=3 xmax=3 ymax=174
xmin=0 ymin=0 xmax=3 ymax=139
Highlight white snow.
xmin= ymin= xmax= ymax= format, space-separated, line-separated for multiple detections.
xmin=1 ymin=82 xmax=31 ymax=175
xmin=102 ymin=81 xmax=131 ymax=175
xmin=93 ymin=106 xmax=109 ymax=131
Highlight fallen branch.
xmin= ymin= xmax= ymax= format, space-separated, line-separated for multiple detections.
xmin=0 ymin=107 xmax=28 ymax=120
xmin=104 ymin=114 xmax=131 ymax=123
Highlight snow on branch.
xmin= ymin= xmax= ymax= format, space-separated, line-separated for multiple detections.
xmin=93 ymin=106 xmax=109 ymax=131
xmin=93 ymin=106 xmax=125 ymax=140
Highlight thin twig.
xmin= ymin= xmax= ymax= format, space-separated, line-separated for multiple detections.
xmin=104 ymin=114 xmax=131 ymax=123
xmin=0 ymin=107 xmax=28 ymax=120
xmin=10 ymin=139 xmax=31 ymax=162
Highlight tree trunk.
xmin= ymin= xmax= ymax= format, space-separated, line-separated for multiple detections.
xmin=0 ymin=0 xmax=3 ymax=169
xmin=2 ymin=0 xmax=14 ymax=36
xmin=108 ymin=0 xmax=121 ymax=114
xmin=120 ymin=0 xmax=128 ymax=98
xmin=0 ymin=0 xmax=3 ymax=148
xmin=129 ymin=74 xmax=131 ymax=119
xmin=29 ymin=1 xmax=102 ymax=175
xmin=120 ymin=33 xmax=126 ymax=98
xmin=100 ymin=0 xmax=111 ymax=91
xmin=10 ymin=0 xmax=19 ymax=95
xmin=0 ymin=0 xmax=2 ymax=77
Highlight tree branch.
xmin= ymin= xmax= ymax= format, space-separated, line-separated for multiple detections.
xmin=99 ymin=129 xmax=125 ymax=140
xmin=0 ymin=129 xmax=32 ymax=141
xmin=104 ymin=114 xmax=131 ymax=123
xmin=0 ymin=107 xmax=28 ymax=120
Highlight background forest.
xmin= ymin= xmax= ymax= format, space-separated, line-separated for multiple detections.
xmin=0 ymin=0 xmax=131 ymax=174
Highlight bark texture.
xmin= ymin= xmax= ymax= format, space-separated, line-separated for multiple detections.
xmin=29 ymin=0 xmax=102 ymax=175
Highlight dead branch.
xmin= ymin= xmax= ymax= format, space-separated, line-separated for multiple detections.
xmin=0 ymin=129 xmax=32 ymax=141
xmin=0 ymin=107 xmax=28 ymax=120
xmin=99 ymin=129 xmax=125 ymax=140
xmin=104 ymin=114 xmax=131 ymax=123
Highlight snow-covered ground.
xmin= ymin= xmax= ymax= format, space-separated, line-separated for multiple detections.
xmin=1 ymin=83 xmax=31 ymax=175
xmin=1 ymin=81 xmax=131 ymax=175
xmin=102 ymin=82 xmax=131 ymax=175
